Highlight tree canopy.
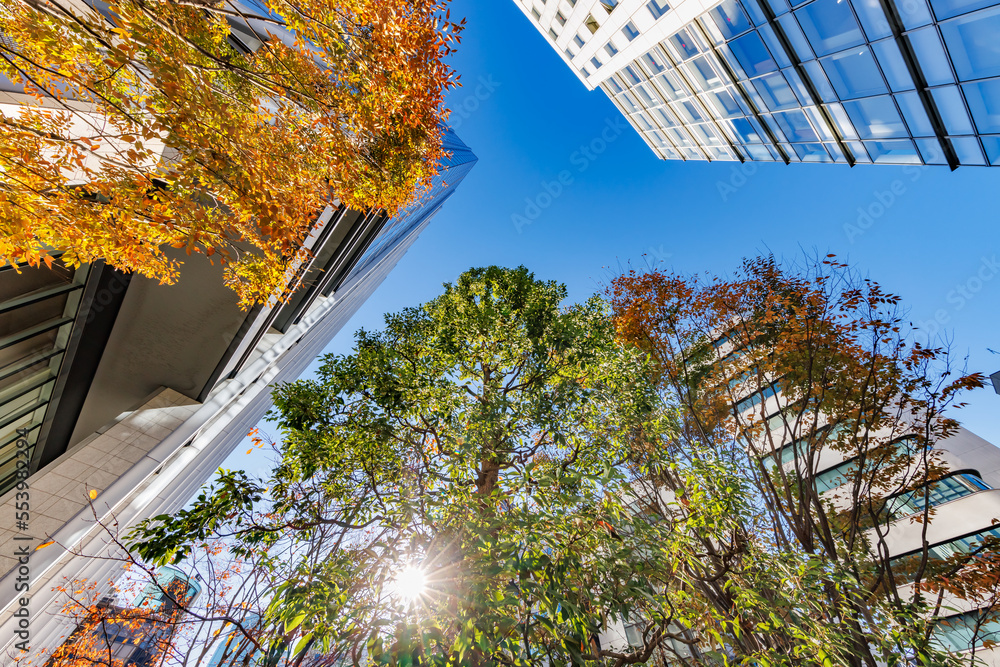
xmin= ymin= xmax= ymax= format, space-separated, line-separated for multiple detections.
xmin=0 ymin=0 xmax=461 ymax=307
xmin=65 ymin=260 xmax=998 ymax=667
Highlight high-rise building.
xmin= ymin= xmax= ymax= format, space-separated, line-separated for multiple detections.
xmin=44 ymin=566 xmax=202 ymax=667
xmin=0 ymin=127 xmax=476 ymax=660
xmin=515 ymin=0 xmax=1000 ymax=167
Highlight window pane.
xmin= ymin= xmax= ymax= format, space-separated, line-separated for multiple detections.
xmin=774 ymin=109 xmax=820 ymax=140
xmin=864 ymin=139 xmax=922 ymax=162
xmin=852 ymin=0 xmax=893 ymax=39
xmin=731 ymin=117 xmax=767 ymax=141
xmin=962 ymin=79 xmax=1000 ymax=132
xmin=648 ymin=0 xmax=671 ymax=18
xmin=655 ymin=71 xmax=685 ymax=100
xmin=929 ymin=0 xmax=1000 ymax=20
xmin=826 ymin=101 xmax=860 ymax=138
xmin=980 ymin=135 xmax=1000 ymax=164
xmin=803 ymin=59 xmax=839 ymax=101
xmin=778 ymin=14 xmax=815 ymax=60
xmin=940 ymin=6 xmax=1000 ymax=81
xmin=708 ymin=90 xmax=743 ymax=117
xmin=759 ymin=25 xmax=793 ymax=68
xmin=793 ymin=143 xmax=834 ymax=161
xmin=605 ymin=41 xmax=619 ymax=57
xmin=822 ymin=47 xmax=888 ymax=99
xmin=670 ymin=29 xmax=700 ymax=59
xmin=873 ymin=40 xmax=915 ymax=91
xmin=916 ymin=137 xmax=950 ymax=162
xmin=950 ymin=136 xmax=986 ymax=163
xmin=687 ymin=56 xmax=725 ymax=90
xmin=712 ymin=0 xmax=754 ymax=37
xmin=591 ymin=56 xmax=603 ymax=69
xmin=895 ymin=91 xmax=935 ymax=134
xmin=795 ymin=0 xmax=866 ymax=56
xmin=742 ymin=0 xmax=770 ymax=24
xmin=730 ymin=32 xmax=779 ymax=76
xmin=623 ymin=21 xmax=641 ymax=41
xmin=931 ymin=85 xmax=975 ymax=133
xmin=843 ymin=95 xmax=909 ymax=138
xmin=906 ymin=28 xmax=954 ymax=85
xmin=899 ymin=0 xmax=934 ymax=28
xmin=753 ymin=72 xmax=799 ymax=109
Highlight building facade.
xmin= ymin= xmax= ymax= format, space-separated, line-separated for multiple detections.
xmin=514 ymin=0 xmax=1000 ymax=167
xmin=0 ymin=127 xmax=475 ymax=661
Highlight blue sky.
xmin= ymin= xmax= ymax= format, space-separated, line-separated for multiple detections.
xmin=236 ymin=0 xmax=1000 ymax=467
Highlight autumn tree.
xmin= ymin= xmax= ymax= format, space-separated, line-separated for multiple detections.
xmin=0 ymin=0 xmax=461 ymax=307
xmin=609 ymin=254 xmax=998 ymax=666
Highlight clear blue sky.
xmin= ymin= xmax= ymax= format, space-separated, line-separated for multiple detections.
xmin=240 ymin=0 xmax=1000 ymax=467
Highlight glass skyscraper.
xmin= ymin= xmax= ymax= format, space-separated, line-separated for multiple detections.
xmin=516 ymin=0 xmax=1000 ymax=167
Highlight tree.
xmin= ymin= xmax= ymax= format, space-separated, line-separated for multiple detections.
xmin=609 ymin=254 xmax=996 ymax=666
xmin=0 ymin=0 xmax=461 ymax=307
xmin=125 ymin=265 xmax=684 ymax=666
xmin=63 ymin=261 xmax=993 ymax=667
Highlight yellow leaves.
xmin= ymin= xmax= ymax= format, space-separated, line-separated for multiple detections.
xmin=89 ymin=489 xmax=98 ymax=500
xmin=36 ymin=540 xmax=54 ymax=550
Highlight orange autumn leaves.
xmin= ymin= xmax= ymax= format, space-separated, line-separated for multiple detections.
xmin=0 ymin=0 xmax=461 ymax=308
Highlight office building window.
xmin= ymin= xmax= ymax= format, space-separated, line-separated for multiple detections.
xmin=795 ymin=0 xmax=866 ymax=56
xmin=842 ymin=95 xmax=908 ymax=138
xmin=939 ymin=5 xmax=1000 ymax=81
xmin=648 ymin=0 xmax=671 ymax=19
xmin=591 ymin=55 xmax=603 ymax=69
xmin=623 ymin=21 xmax=641 ymax=41
xmin=556 ymin=10 xmax=567 ymax=26
xmin=585 ymin=13 xmax=600 ymax=33
xmin=574 ymin=34 xmax=585 ymax=47
xmin=712 ymin=0 xmax=753 ymax=38
xmin=605 ymin=41 xmax=619 ymax=57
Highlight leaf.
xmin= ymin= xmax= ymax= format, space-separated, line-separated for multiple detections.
xmin=36 ymin=540 xmax=54 ymax=550
xmin=89 ymin=489 xmax=98 ymax=500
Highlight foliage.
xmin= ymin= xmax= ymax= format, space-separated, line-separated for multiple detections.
xmin=0 ymin=0 xmax=461 ymax=307
xmin=609 ymin=253 xmax=994 ymax=666
xmin=105 ymin=259 xmax=997 ymax=667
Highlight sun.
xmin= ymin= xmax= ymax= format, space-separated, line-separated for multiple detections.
xmin=393 ymin=565 xmax=427 ymax=605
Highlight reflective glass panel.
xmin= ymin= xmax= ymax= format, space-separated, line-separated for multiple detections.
xmin=895 ymin=91 xmax=935 ymax=134
xmin=793 ymin=143 xmax=834 ymax=161
xmin=759 ymin=25 xmax=793 ymax=68
xmin=795 ymin=0 xmax=866 ymax=56
xmin=623 ymin=21 xmax=641 ymax=41
xmin=962 ymin=79 xmax=1000 ymax=132
xmin=656 ymin=71 xmax=685 ymax=100
xmin=898 ymin=0 xmax=934 ymax=28
xmin=803 ymin=60 xmax=838 ymax=101
xmin=712 ymin=0 xmax=753 ymax=38
xmin=852 ymin=0 xmax=893 ymax=39
xmin=709 ymin=88 xmax=743 ymax=117
xmin=729 ymin=32 xmax=779 ymax=76
xmin=778 ymin=14 xmax=815 ymax=60
xmin=753 ymin=72 xmax=799 ymax=109
xmin=671 ymin=30 xmax=700 ymax=59
xmin=873 ymin=40 xmax=915 ymax=91
xmin=843 ymin=95 xmax=908 ymax=138
xmin=687 ymin=56 xmax=725 ymax=90
xmin=950 ymin=136 xmax=986 ymax=163
xmin=826 ymin=101 xmax=860 ymax=138
xmin=731 ymin=117 xmax=766 ymax=142
xmin=774 ymin=109 xmax=819 ymax=140
xmin=940 ymin=6 xmax=1000 ymax=81
xmin=822 ymin=47 xmax=888 ymax=99
xmin=931 ymin=85 xmax=975 ymax=133
xmin=864 ymin=139 xmax=921 ymax=162
xmin=929 ymin=0 xmax=1000 ymax=19
xmin=981 ymin=135 xmax=1000 ymax=164
xmin=906 ymin=28 xmax=954 ymax=85
xmin=648 ymin=0 xmax=671 ymax=18
xmin=916 ymin=137 xmax=949 ymax=162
